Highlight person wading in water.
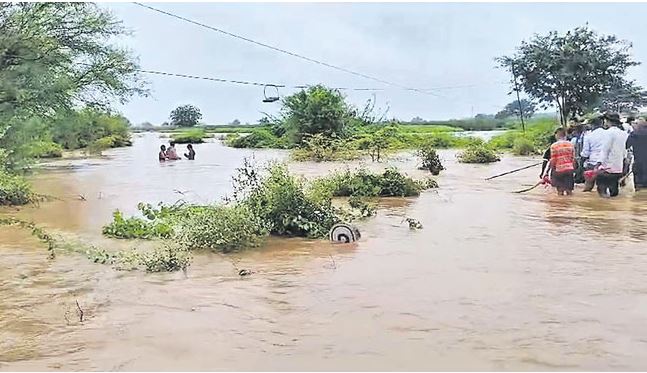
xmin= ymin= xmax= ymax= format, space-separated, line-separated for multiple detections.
xmin=184 ymin=144 xmax=195 ymax=160
xmin=597 ymin=113 xmax=629 ymax=198
xmin=627 ymin=116 xmax=647 ymax=191
xmin=166 ymin=142 xmax=181 ymax=160
xmin=547 ymin=127 xmax=576 ymax=196
xmin=158 ymin=145 xmax=167 ymax=162
xmin=581 ymin=116 xmax=606 ymax=192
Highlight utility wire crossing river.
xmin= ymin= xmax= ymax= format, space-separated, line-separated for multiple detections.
xmin=2 ymin=133 xmax=647 ymax=370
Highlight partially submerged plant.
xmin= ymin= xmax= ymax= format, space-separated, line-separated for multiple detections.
xmin=457 ymin=145 xmax=501 ymax=164
xmin=416 ymin=142 xmax=445 ymax=175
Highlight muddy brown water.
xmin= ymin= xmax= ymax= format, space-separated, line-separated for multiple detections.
xmin=2 ymin=133 xmax=647 ymax=371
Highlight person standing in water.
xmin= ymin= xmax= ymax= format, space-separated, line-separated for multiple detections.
xmin=596 ymin=113 xmax=629 ymax=198
xmin=627 ymin=116 xmax=647 ymax=191
xmin=184 ymin=144 xmax=195 ymax=160
xmin=166 ymin=142 xmax=181 ymax=160
xmin=158 ymin=145 xmax=167 ymax=162
xmin=581 ymin=116 xmax=606 ymax=192
xmin=548 ymin=127 xmax=575 ymax=196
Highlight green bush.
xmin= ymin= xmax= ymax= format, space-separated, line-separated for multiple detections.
xmin=416 ymin=142 xmax=445 ymax=175
xmin=173 ymin=205 xmax=265 ymax=253
xmin=235 ymin=161 xmax=342 ymax=238
xmin=171 ymin=128 xmax=208 ymax=144
xmin=311 ymin=167 xmax=429 ymax=198
xmin=0 ymin=171 xmax=34 ymax=206
xmin=291 ymin=133 xmax=359 ymax=162
xmin=512 ymin=137 xmax=537 ymax=155
xmin=457 ymin=145 xmax=501 ymax=164
xmin=227 ymin=129 xmax=288 ymax=149
xmin=24 ymin=141 xmax=63 ymax=158
xmin=102 ymin=210 xmax=173 ymax=239
xmin=51 ymin=109 xmax=132 ymax=150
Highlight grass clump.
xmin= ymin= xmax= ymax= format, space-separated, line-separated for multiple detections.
xmin=171 ymin=128 xmax=208 ymax=144
xmin=0 ymin=171 xmax=35 ymax=206
xmin=457 ymin=145 xmax=501 ymax=164
xmin=102 ymin=210 xmax=172 ymax=239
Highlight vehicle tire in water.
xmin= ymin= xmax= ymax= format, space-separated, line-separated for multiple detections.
xmin=329 ymin=223 xmax=361 ymax=243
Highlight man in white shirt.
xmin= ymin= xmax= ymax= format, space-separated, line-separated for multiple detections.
xmin=597 ymin=113 xmax=629 ymax=197
xmin=580 ymin=116 xmax=606 ymax=192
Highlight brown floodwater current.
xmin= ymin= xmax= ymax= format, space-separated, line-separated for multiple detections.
xmin=2 ymin=133 xmax=647 ymax=371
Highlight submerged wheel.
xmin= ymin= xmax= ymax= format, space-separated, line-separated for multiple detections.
xmin=329 ymin=223 xmax=361 ymax=244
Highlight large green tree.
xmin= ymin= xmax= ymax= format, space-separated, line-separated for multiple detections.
xmin=280 ymin=85 xmax=352 ymax=145
xmin=594 ymin=80 xmax=647 ymax=113
xmin=169 ymin=104 xmax=202 ymax=127
xmin=497 ymin=26 xmax=639 ymax=126
xmin=0 ymin=3 xmax=146 ymax=169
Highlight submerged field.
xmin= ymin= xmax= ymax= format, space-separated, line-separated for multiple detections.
xmin=2 ymin=132 xmax=647 ymax=370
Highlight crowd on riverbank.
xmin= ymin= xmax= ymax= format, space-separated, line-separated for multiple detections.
xmin=540 ymin=112 xmax=647 ymax=197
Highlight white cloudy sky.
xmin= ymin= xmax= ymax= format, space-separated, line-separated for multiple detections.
xmin=105 ymin=2 xmax=647 ymax=125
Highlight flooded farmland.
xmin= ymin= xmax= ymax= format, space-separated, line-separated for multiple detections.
xmin=2 ymin=133 xmax=647 ymax=371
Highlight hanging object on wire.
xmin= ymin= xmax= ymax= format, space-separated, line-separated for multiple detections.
xmin=263 ymin=85 xmax=280 ymax=103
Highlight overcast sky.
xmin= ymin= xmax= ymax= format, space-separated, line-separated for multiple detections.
xmin=105 ymin=2 xmax=647 ymax=125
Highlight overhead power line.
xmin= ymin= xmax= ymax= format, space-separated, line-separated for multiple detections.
xmin=131 ymin=2 xmax=441 ymax=97
xmin=131 ymin=67 xmax=506 ymax=94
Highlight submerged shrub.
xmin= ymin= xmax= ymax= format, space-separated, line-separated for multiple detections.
xmin=173 ymin=205 xmax=265 ymax=253
xmin=235 ymin=162 xmax=342 ymax=238
xmin=291 ymin=133 xmax=359 ymax=162
xmin=102 ymin=210 xmax=172 ymax=239
xmin=415 ymin=142 xmax=445 ymax=175
xmin=138 ymin=245 xmax=192 ymax=272
xmin=0 ymin=171 xmax=34 ymax=206
xmin=457 ymin=145 xmax=501 ymax=164
xmin=311 ymin=167 xmax=430 ymax=198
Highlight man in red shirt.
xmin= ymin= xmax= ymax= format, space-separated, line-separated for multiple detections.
xmin=549 ymin=127 xmax=576 ymax=196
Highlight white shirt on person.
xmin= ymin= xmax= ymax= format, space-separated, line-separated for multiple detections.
xmin=600 ymin=126 xmax=629 ymax=174
xmin=581 ymin=128 xmax=607 ymax=166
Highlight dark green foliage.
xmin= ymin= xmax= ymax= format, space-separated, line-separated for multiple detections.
xmin=498 ymin=26 xmax=640 ymax=126
xmin=25 ymin=141 xmax=63 ymax=158
xmin=173 ymin=205 xmax=265 ymax=253
xmin=102 ymin=210 xmax=172 ymax=239
xmin=457 ymin=145 xmax=501 ymax=164
xmin=281 ymin=85 xmax=352 ymax=145
xmin=138 ymin=245 xmax=192 ymax=272
xmin=0 ymin=171 xmax=34 ymax=205
xmin=488 ymin=117 xmax=555 ymax=153
xmin=234 ymin=162 xmax=342 ymax=238
xmin=291 ymin=134 xmax=359 ymax=162
xmin=416 ymin=142 xmax=445 ymax=175
xmin=348 ymin=195 xmax=377 ymax=218
xmin=169 ymin=105 xmax=202 ymax=127
xmin=227 ymin=129 xmax=289 ymax=149
xmin=312 ymin=168 xmax=430 ymax=198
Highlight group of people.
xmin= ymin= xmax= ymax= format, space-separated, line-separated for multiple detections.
xmin=541 ymin=112 xmax=647 ymax=197
xmin=158 ymin=141 xmax=195 ymax=162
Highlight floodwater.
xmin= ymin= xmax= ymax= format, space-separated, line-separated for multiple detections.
xmin=2 ymin=132 xmax=647 ymax=371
